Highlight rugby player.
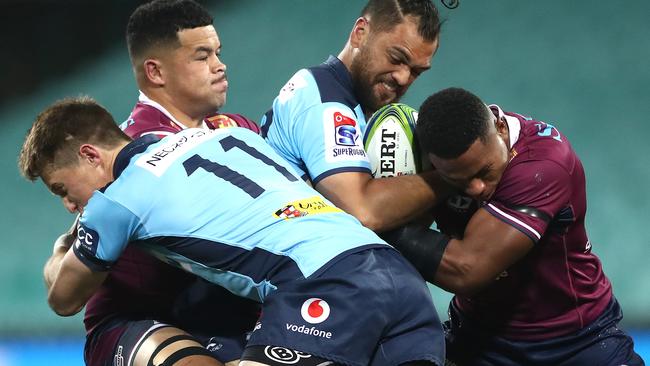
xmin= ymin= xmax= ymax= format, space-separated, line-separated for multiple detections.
xmin=260 ymin=0 xmax=451 ymax=232
xmin=42 ymin=1 xmax=259 ymax=365
xmin=387 ymin=87 xmax=645 ymax=365
xmin=20 ymin=96 xmax=446 ymax=366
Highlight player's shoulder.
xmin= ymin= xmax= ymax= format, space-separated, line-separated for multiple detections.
xmin=503 ymin=109 xmax=577 ymax=172
xmin=274 ymin=68 xmax=319 ymax=108
xmin=306 ymin=57 xmax=357 ymax=109
xmin=120 ymin=102 xmax=181 ymax=139
xmin=204 ymin=112 xmax=260 ymax=134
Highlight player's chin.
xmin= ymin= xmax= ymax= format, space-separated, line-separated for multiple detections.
xmin=374 ymin=90 xmax=399 ymax=107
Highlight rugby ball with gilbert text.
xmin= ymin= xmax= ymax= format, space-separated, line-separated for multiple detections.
xmin=363 ymin=103 xmax=422 ymax=178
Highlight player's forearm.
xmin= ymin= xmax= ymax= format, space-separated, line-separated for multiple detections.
xmin=361 ymin=171 xmax=449 ymax=231
xmin=433 ymin=242 xmax=490 ymax=296
xmin=381 ymin=224 xmax=496 ymax=296
xmin=43 ymin=244 xmax=70 ymax=290
xmin=48 ymin=247 xmax=107 ymax=317
xmin=44 ymin=220 xmax=78 ymax=289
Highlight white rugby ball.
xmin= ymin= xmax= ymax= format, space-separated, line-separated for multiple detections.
xmin=363 ymin=103 xmax=421 ymax=178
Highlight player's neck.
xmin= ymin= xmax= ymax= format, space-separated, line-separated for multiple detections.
xmin=144 ymin=89 xmax=204 ymax=129
xmin=338 ymin=45 xmax=354 ymax=72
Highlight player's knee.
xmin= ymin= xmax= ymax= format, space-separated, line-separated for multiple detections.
xmin=132 ymin=327 xmax=222 ymax=366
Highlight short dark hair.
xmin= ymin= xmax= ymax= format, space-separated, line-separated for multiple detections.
xmin=361 ymin=0 xmax=441 ymax=41
xmin=416 ymin=87 xmax=492 ymax=159
xmin=126 ymin=0 xmax=213 ymax=63
xmin=18 ymin=96 xmax=130 ymax=181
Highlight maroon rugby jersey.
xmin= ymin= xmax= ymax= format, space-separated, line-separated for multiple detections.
xmin=452 ymin=105 xmax=612 ymax=341
xmin=83 ymin=92 xmax=259 ymax=334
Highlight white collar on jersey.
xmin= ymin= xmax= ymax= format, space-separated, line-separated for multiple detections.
xmin=489 ymin=104 xmax=521 ymax=149
xmin=138 ymin=91 xmax=209 ymax=130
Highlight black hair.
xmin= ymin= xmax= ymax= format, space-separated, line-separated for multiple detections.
xmin=126 ymin=0 xmax=213 ymax=62
xmin=416 ymin=87 xmax=492 ymax=159
xmin=361 ymin=0 xmax=441 ymax=41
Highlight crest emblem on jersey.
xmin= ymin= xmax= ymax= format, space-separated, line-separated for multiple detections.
xmin=333 ymin=111 xmax=359 ymax=146
xmin=301 ymin=298 xmax=330 ymax=324
xmin=278 ymin=72 xmax=308 ymax=104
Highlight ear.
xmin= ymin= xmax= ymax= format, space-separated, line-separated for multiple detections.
xmin=78 ymin=144 xmax=102 ymax=167
xmin=143 ymin=58 xmax=165 ymax=86
xmin=350 ymin=17 xmax=370 ymax=48
xmin=495 ymin=116 xmax=509 ymax=138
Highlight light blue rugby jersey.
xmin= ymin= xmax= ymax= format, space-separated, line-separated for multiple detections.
xmin=260 ymin=56 xmax=371 ymax=185
xmin=73 ymin=127 xmax=387 ymax=302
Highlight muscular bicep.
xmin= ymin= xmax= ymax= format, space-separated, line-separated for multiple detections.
xmin=434 ymin=207 xmax=534 ymax=295
xmin=316 ymin=170 xmax=441 ymax=232
xmin=48 ymin=247 xmax=108 ymax=316
xmin=315 ymin=171 xmax=374 ymax=222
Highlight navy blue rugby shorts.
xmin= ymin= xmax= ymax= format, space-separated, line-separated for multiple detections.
xmin=444 ymin=297 xmax=645 ymax=366
xmin=245 ymin=246 xmax=446 ymax=366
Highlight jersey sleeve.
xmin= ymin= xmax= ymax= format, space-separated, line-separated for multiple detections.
xmin=484 ymin=159 xmax=571 ymax=243
xmin=296 ymin=102 xmax=371 ymax=185
xmin=72 ymin=192 xmax=141 ymax=271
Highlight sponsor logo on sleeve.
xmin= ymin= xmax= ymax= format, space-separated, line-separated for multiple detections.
xmin=273 ymin=196 xmax=343 ymax=220
xmin=333 ymin=111 xmax=358 ymax=146
xmin=75 ymin=223 xmax=100 ymax=256
xmin=323 ymin=107 xmax=367 ymax=163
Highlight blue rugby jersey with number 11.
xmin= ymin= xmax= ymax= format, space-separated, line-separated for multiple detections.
xmin=73 ymin=127 xmax=388 ymax=301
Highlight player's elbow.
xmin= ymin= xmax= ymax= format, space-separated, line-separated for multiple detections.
xmin=47 ymin=293 xmax=83 ymax=317
xmin=354 ymin=211 xmax=385 ymax=232
xmin=437 ymin=258 xmax=490 ymax=296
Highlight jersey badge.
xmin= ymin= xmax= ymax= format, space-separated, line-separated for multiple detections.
xmin=278 ymin=73 xmax=308 ymax=104
xmin=323 ymin=107 xmax=367 ymax=163
xmin=75 ymin=223 xmax=100 ymax=256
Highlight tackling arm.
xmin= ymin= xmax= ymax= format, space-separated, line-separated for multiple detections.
xmin=315 ymin=169 xmax=450 ymax=232
xmin=48 ymin=248 xmax=108 ymax=316
xmin=386 ymin=207 xmax=533 ymax=296
xmin=433 ymin=207 xmax=534 ymax=296
xmin=44 ymin=216 xmax=79 ymax=289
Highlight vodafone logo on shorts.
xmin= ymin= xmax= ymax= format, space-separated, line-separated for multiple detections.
xmin=300 ymin=298 xmax=330 ymax=324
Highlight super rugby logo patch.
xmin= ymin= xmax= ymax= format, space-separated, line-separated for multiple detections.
xmin=323 ymin=107 xmax=367 ymax=163
xmin=333 ymin=111 xmax=358 ymax=146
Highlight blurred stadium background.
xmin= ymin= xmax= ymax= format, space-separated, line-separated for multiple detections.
xmin=0 ymin=1 xmax=648 ymax=364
